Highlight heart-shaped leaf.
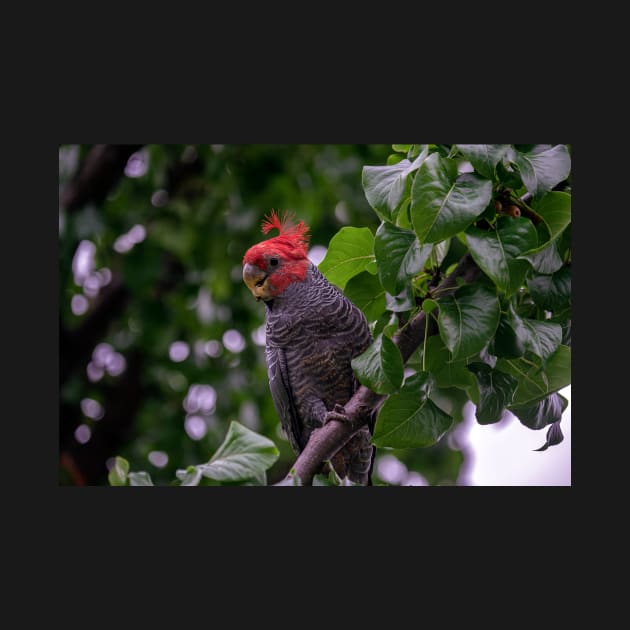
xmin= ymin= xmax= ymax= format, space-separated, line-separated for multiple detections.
xmin=373 ymin=371 xmax=453 ymax=448
xmin=362 ymin=147 xmax=429 ymax=221
xmin=344 ymin=271 xmax=387 ymax=322
xmin=351 ymin=332 xmax=404 ymax=394
xmin=498 ymin=344 xmax=571 ymax=406
xmin=527 ymin=266 xmax=571 ymax=312
xmin=467 ymin=362 xmax=519 ymax=424
xmin=512 ymin=145 xmax=571 ymax=197
xmin=319 ymin=227 xmax=375 ymax=290
xmin=436 ymin=282 xmax=501 ymax=359
xmin=199 ymin=421 xmax=279 ymax=482
xmin=518 ymin=240 xmax=563 ymax=274
xmin=510 ymin=392 xmax=568 ymax=431
xmin=456 ymin=144 xmax=510 ymax=179
xmin=374 ymin=221 xmax=432 ymax=295
xmin=411 ymin=153 xmax=493 ymax=244
xmin=465 ymin=216 xmax=538 ymax=295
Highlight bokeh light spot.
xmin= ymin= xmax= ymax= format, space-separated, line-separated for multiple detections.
xmin=376 ymin=455 xmax=408 ymax=485
xmin=124 ymin=150 xmax=149 ymax=178
xmin=251 ymin=325 xmax=266 ymax=346
xmin=74 ymin=424 xmax=91 ymax=444
xmin=169 ymin=341 xmax=190 ymax=362
xmin=71 ymin=294 xmax=89 ymax=316
xmin=222 ymin=329 xmax=246 ymax=353
xmin=81 ymin=398 xmax=104 ymax=420
xmin=151 ymin=189 xmax=169 ymax=207
xmin=308 ymin=245 xmax=328 ymax=266
xmin=148 ymin=451 xmax=169 ymax=468
xmin=72 ymin=240 xmax=96 ymax=286
xmin=185 ymin=415 xmax=208 ymax=440
xmin=204 ymin=340 xmax=222 ymax=358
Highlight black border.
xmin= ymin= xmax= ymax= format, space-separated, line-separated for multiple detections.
xmin=14 ymin=70 xmax=587 ymax=590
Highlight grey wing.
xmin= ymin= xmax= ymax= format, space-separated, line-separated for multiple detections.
xmin=266 ymin=344 xmax=304 ymax=454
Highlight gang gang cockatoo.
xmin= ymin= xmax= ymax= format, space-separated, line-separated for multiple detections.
xmin=242 ymin=211 xmax=375 ymax=485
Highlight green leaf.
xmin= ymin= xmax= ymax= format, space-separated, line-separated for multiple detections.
xmin=527 ymin=266 xmax=571 ymax=312
xmin=422 ymin=299 xmax=438 ymax=314
xmin=531 ymin=191 xmax=571 ymax=243
xmin=465 ymin=216 xmax=538 ymax=295
xmin=518 ymin=240 xmax=563 ymax=274
xmin=492 ymin=312 xmax=526 ymax=359
xmin=510 ymin=392 xmax=568 ymax=430
xmin=128 ymin=471 xmax=154 ymax=486
xmin=373 ymin=371 xmax=453 ymax=448
xmin=429 ymin=386 xmax=470 ymax=422
xmin=495 ymin=304 xmax=562 ymax=362
xmin=467 ymin=362 xmax=519 ymax=424
xmin=410 ymin=153 xmax=493 ymax=244
xmin=520 ymin=318 xmax=562 ymax=361
xmin=534 ymin=417 xmax=565 ymax=451
xmin=362 ymin=148 xmax=429 ymax=221
xmin=512 ymin=145 xmax=571 ymax=197
xmin=499 ymin=344 xmax=571 ymax=406
xmin=436 ymin=283 xmax=500 ymax=359
xmin=455 ymin=144 xmax=510 ymax=179
xmin=344 ymin=271 xmax=387 ymax=322
xmin=319 ymin=227 xmax=375 ymax=290
xmin=351 ymin=333 xmax=404 ymax=394
xmin=108 ymin=456 xmax=129 ymax=486
xmin=385 ymin=285 xmax=415 ymax=313
xmin=374 ymin=221 xmax=432 ymax=295
xmin=423 ymin=335 xmax=476 ymax=389
xmin=392 ymin=144 xmax=411 ymax=153
xmin=199 ymin=421 xmax=280 ymax=482
xmin=176 ymin=466 xmax=203 ymax=486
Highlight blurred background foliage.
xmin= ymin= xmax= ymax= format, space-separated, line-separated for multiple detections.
xmin=59 ymin=144 xmax=469 ymax=486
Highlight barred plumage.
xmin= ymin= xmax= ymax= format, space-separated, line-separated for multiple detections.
xmin=264 ymin=264 xmax=375 ymax=484
xmin=242 ymin=212 xmax=375 ymax=485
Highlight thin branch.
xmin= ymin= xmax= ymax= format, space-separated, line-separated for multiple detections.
xmin=276 ymin=253 xmax=482 ymax=486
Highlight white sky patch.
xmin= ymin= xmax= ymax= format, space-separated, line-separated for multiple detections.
xmin=461 ymin=386 xmax=571 ymax=486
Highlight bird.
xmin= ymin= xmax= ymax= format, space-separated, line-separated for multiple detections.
xmin=242 ymin=210 xmax=375 ymax=485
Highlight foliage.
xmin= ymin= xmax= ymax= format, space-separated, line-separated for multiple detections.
xmin=108 ymin=421 xmax=279 ymax=486
xmin=60 ymin=143 xmax=571 ymax=487
xmin=320 ymin=143 xmax=571 ymax=457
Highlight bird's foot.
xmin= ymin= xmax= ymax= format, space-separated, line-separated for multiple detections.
xmin=324 ymin=403 xmax=350 ymax=426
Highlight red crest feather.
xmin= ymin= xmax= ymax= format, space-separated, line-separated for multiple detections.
xmin=260 ymin=210 xmax=310 ymax=253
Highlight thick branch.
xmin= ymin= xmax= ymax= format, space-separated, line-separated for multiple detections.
xmin=277 ymin=253 xmax=482 ymax=486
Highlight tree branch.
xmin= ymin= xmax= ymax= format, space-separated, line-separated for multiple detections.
xmin=276 ymin=253 xmax=482 ymax=486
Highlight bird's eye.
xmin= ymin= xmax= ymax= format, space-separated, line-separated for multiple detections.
xmin=255 ymin=279 xmax=265 ymax=287
xmin=270 ymin=257 xmax=279 ymax=266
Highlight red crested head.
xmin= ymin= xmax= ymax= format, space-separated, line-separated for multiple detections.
xmin=242 ymin=210 xmax=311 ymax=301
